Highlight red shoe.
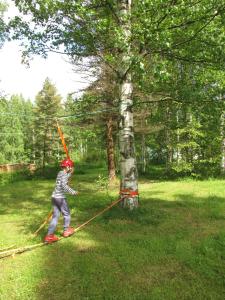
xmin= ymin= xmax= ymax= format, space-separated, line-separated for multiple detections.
xmin=44 ymin=234 xmax=59 ymax=243
xmin=63 ymin=227 xmax=74 ymax=237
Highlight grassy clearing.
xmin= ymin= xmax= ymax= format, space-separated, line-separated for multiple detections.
xmin=1 ymin=170 xmax=225 ymax=299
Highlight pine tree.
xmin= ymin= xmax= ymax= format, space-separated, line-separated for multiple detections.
xmin=34 ymin=78 xmax=62 ymax=168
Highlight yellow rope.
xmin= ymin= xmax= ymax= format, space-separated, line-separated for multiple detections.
xmin=33 ymin=211 xmax=53 ymax=236
xmin=0 ymin=196 xmax=124 ymax=260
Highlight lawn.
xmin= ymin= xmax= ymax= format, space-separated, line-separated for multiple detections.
xmin=1 ymin=170 xmax=225 ymax=300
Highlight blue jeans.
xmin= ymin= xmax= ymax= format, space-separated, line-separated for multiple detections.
xmin=47 ymin=197 xmax=71 ymax=234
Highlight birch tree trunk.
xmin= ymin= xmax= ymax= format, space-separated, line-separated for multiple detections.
xmin=118 ymin=0 xmax=139 ymax=209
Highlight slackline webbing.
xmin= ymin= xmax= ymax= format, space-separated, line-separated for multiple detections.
xmin=0 ymin=196 xmax=124 ymax=260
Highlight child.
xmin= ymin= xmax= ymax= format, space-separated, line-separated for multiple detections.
xmin=44 ymin=158 xmax=78 ymax=243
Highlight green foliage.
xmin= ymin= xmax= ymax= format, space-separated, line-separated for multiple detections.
xmin=0 ymin=95 xmax=34 ymax=164
xmin=63 ymin=94 xmax=109 ymax=165
xmin=9 ymin=0 xmax=225 ymax=70
xmin=0 ymin=169 xmax=32 ymax=186
xmin=34 ymin=77 xmax=63 ymax=167
xmin=134 ymin=62 xmax=225 ymax=178
xmin=0 ymin=0 xmax=7 ymax=47
xmin=32 ymin=164 xmax=60 ymax=179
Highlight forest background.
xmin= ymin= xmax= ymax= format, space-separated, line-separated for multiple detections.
xmin=0 ymin=0 xmax=225 ymax=183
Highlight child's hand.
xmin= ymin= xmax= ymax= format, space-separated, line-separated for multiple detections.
xmin=74 ymin=191 xmax=79 ymax=196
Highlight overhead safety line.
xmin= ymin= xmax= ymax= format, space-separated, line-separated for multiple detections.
xmin=0 ymin=108 xmax=118 ymax=120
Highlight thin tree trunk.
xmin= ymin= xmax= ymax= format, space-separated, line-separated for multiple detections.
xmin=106 ymin=116 xmax=116 ymax=181
xmin=141 ymin=134 xmax=146 ymax=173
xmin=42 ymin=129 xmax=47 ymax=169
xmin=32 ymin=128 xmax=36 ymax=164
xmin=118 ymin=0 xmax=138 ymax=209
xmin=82 ymin=141 xmax=84 ymax=158
xmin=42 ymin=139 xmax=46 ymax=169
xmin=176 ymin=110 xmax=181 ymax=163
xmin=220 ymin=112 xmax=225 ymax=173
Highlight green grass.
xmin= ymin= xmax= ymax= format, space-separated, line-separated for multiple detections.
xmin=1 ymin=171 xmax=225 ymax=300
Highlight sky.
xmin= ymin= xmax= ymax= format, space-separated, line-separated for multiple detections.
xmin=0 ymin=1 xmax=91 ymax=101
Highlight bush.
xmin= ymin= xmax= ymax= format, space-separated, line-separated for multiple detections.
xmin=193 ymin=160 xmax=221 ymax=178
xmin=0 ymin=169 xmax=33 ymax=186
xmin=32 ymin=165 xmax=60 ymax=179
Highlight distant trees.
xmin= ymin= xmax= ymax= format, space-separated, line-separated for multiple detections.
xmin=0 ymin=78 xmax=63 ymax=167
xmin=132 ymin=65 xmax=225 ymax=178
xmin=0 ymin=1 xmax=7 ymax=48
xmin=63 ymin=64 xmax=119 ymax=181
xmin=0 ymin=94 xmax=34 ymax=164
xmin=0 ymin=73 xmax=225 ymax=180
xmin=34 ymin=78 xmax=62 ymax=168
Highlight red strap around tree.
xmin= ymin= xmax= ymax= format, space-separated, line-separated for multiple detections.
xmin=120 ymin=189 xmax=139 ymax=197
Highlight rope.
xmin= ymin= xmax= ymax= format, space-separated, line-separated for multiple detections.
xmin=0 ymin=196 xmax=124 ymax=260
xmin=33 ymin=187 xmax=109 ymax=236
xmin=0 ymin=108 xmax=118 ymax=120
xmin=33 ymin=211 xmax=53 ymax=236
xmin=0 ymin=245 xmax=16 ymax=252
xmin=56 ymin=120 xmax=70 ymax=159
xmin=34 ymin=189 xmax=139 ymax=237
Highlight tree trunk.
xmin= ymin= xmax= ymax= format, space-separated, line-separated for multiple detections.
xmin=32 ymin=128 xmax=36 ymax=164
xmin=118 ymin=0 xmax=139 ymax=209
xmin=176 ymin=110 xmax=181 ymax=163
xmin=42 ymin=128 xmax=47 ymax=169
xmin=42 ymin=139 xmax=46 ymax=169
xmin=220 ymin=112 xmax=225 ymax=173
xmin=141 ymin=133 xmax=146 ymax=173
xmin=106 ymin=116 xmax=116 ymax=181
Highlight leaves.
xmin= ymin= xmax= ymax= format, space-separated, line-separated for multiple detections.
xmin=34 ymin=78 xmax=63 ymax=167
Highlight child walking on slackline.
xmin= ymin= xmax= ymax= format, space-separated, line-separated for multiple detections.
xmin=44 ymin=158 xmax=78 ymax=243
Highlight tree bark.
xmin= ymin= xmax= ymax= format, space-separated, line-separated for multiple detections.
xmin=141 ymin=133 xmax=146 ymax=173
xmin=106 ymin=116 xmax=116 ymax=181
xmin=118 ymin=0 xmax=139 ymax=209
xmin=176 ymin=110 xmax=181 ymax=163
xmin=32 ymin=128 xmax=36 ymax=164
xmin=220 ymin=112 xmax=225 ymax=173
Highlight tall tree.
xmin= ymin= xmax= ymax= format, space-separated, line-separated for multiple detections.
xmin=69 ymin=65 xmax=119 ymax=181
xmin=34 ymin=78 xmax=62 ymax=168
xmin=117 ymin=0 xmax=138 ymax=208
xmin=64 ymin=93 xmax=107 ymax=165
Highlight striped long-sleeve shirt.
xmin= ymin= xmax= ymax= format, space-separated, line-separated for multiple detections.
xmin=52 ymin=170 xmax=77 ymax=198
